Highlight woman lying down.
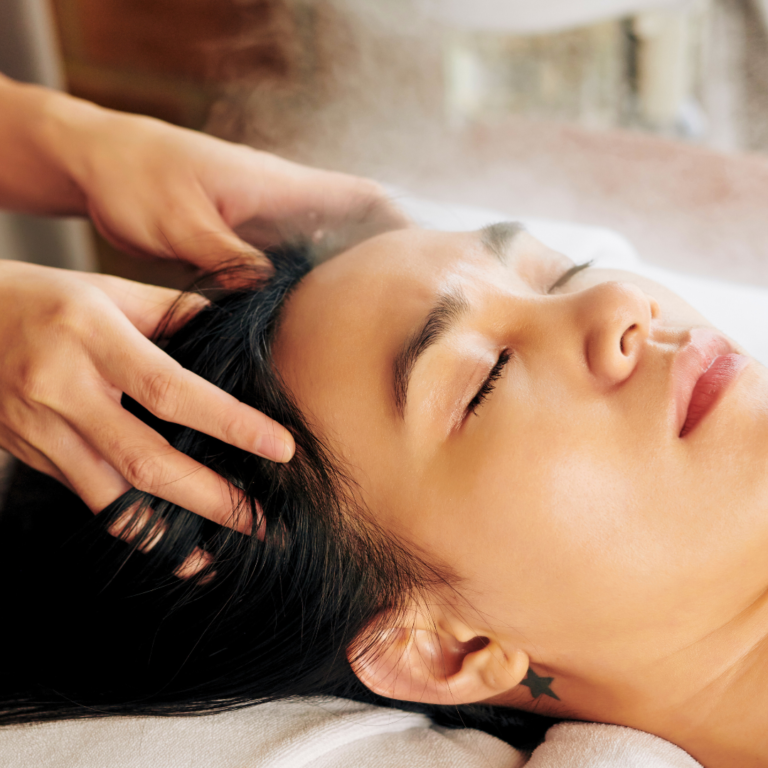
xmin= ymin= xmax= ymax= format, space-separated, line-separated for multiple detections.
xmin=1 ymin=223 xmax=764 ymax=768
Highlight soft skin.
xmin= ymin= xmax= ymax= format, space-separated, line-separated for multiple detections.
xmin=273 ymin=226 xmax=768 ymax=768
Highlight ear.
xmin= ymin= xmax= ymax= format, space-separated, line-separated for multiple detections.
xmin=348 ymin=609 xmax=529 ymax=706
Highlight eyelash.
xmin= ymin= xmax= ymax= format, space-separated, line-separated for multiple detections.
xmin=548 ymin=259 xmax=593 ymax=293
xmin=466 ymin=260 xmax=593 ymax=417
xmin=467 ymin=349 xmax=511 ymax=416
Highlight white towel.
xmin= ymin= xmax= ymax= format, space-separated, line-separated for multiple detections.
xmin=0 ymin=698 xmax=524 ymax=768
xmin=0 ymin=697 xmax=702 ymax=768
xmin=530 ymin=723 xmax=701 ymax=767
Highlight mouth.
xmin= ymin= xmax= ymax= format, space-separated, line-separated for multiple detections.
xmin=673 ymin=328 xmax=750 ymax=438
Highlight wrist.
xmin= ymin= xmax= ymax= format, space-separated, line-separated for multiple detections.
xmin=0 ymin=76 xmax=103 ymax=216
xmin=32 ymin=86 xmax=113 ymax=216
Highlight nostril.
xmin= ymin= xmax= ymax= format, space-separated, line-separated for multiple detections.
xmin=620 ymin=324 xmax=637 ymax=355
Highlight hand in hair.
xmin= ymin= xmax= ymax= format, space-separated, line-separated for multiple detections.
xmin=0 ymin=74 xmax=409 ymax=272
xmin=0 ymin=74 xmax=406 ymax=528
xmin=0 ymin=259 xmax=288 ymax=529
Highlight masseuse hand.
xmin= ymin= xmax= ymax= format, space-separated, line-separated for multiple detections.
xmin=0 ymin=73 xmax=408 ymax=268
xmin=0 ymin=259 xmax=283 ymax=526
xmin=0 ymin=74 xmax=407 ymax=526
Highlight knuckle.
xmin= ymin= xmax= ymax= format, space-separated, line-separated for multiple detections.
xmin=16 ymin=299 xmax=96 ymax=404
xmin=15 ymin=359 xmax=49 ymax=404
xmin=121 ymin=451 xmax=167 ymax=494
xmin=53 ymin=288 xmax=102 ymax=339
xmin=219 ymin=411 xmax=247 ymax=448
xmin=138 ymin=370 xmax=182 ymax=419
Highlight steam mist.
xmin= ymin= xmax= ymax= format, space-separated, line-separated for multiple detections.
xmin=205 ymin=0 xmax=768 ymax=287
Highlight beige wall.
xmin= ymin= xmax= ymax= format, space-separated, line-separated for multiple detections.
xmin=50 ymin=0 xmax=295 ymax=130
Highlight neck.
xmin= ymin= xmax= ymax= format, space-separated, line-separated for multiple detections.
xmin=496 ymin=587 xmax=768 ymax=765
xmin=618 ymin=595 xmax=768 ymax=768
xmin=653 ymin=643 xmax=768 ymax=766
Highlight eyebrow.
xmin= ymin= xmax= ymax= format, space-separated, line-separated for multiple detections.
xmin=391 ymin=222 xmax=525 ymax=419
xmin=480 ymin=221 xmax=526 ymax=262
xmin=393 ymin=290 xmax=469 ymax=418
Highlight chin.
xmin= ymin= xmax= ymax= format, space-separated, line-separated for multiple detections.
xmin=703 ymin=363 xmax=768 ymax=500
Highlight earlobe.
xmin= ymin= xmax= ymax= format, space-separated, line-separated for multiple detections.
xmin=349 ymin=622 xmax=530 ymax=706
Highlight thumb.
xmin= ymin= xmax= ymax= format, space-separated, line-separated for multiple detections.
xmin=171 ymin=227 xmax=269 ymax=272
xmin=151 ymin=192 xmax=271 ymax=275
xmin=164 ymin=222 xmax=275 ymax=289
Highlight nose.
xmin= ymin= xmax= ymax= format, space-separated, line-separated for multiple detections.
xmin=577 ymin=281 xmax=656 ymax=387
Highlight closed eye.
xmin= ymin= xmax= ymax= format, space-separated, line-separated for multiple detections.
xmin=467 ymin=349 xmax=511 ymax=417
xmin=548 ymin=260 xmax=593 ymax=293
xmin=466 ymin=261 xmax=592 ymax=418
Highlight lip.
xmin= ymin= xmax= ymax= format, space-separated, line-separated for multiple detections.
xmin=672 ymin=328 xmax=750 ymax=438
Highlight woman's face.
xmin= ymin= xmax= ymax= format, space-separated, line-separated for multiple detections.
xmin=272 ymin=226 xmax=768 ymax=712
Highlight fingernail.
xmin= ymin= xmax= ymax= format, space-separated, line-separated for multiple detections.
xmin=255 ymin=432 xmax=295 ymax=463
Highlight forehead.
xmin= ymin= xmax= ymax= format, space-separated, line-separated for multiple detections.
xmin=300 ymin=227 xmax=494 ymax=319
xmin=270 ymin=232 xmax=455 ymax=470
xmin=273 ymin=229 xmax=487 ymax=422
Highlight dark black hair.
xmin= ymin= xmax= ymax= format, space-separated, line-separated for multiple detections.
xmin=0 ymin=244 xmax=558 ymax=749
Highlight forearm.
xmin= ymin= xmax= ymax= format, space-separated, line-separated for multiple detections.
xmin=0 ymin=74 xmax=98 ymax=216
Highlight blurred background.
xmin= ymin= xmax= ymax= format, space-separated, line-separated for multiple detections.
xmin=3 ymin=0 xmax=768 ymax=283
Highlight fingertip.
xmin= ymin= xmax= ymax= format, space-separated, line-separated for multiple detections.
xmin=216 ymin=234 xmax=266 ymax=265
xmin=181 ymin=229 xmax=269 ymax=276
xmin=174 ymin=548 xmax=214 ymax=580
xmin=211 ymin=247 xmax=273 ymax=287
xmin=254 ymin=505 xmax=267 ymax=541
xmin=280 ymin=432 xmax=295 ymax=462
xmin=229 ymin=246 xmax=264 ymax=266
xmin=254 ymin=430 xmax=295 ymax=463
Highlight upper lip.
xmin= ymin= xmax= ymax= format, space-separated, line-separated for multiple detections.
xmin=671 ymin=328 xmax=736 ymax=436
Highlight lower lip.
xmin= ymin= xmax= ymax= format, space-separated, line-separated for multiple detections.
xmin=680 ymin=353 xmax=750 ymax=437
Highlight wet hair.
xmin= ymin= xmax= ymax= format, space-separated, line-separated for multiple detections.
xmin=0 ymin=244 xmax=558 ymax=749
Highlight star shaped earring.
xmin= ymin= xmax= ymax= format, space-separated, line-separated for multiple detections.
xmin=520 ymin=668 xmax=560 ymax=700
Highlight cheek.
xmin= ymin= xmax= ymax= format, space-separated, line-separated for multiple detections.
xmin=416 ymin=414 xmax=642 ymax=604
xmin=462 ymin=437 xmax=646 ymax=592
xmin=426 ymin=407 xmax=733 ymax=638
